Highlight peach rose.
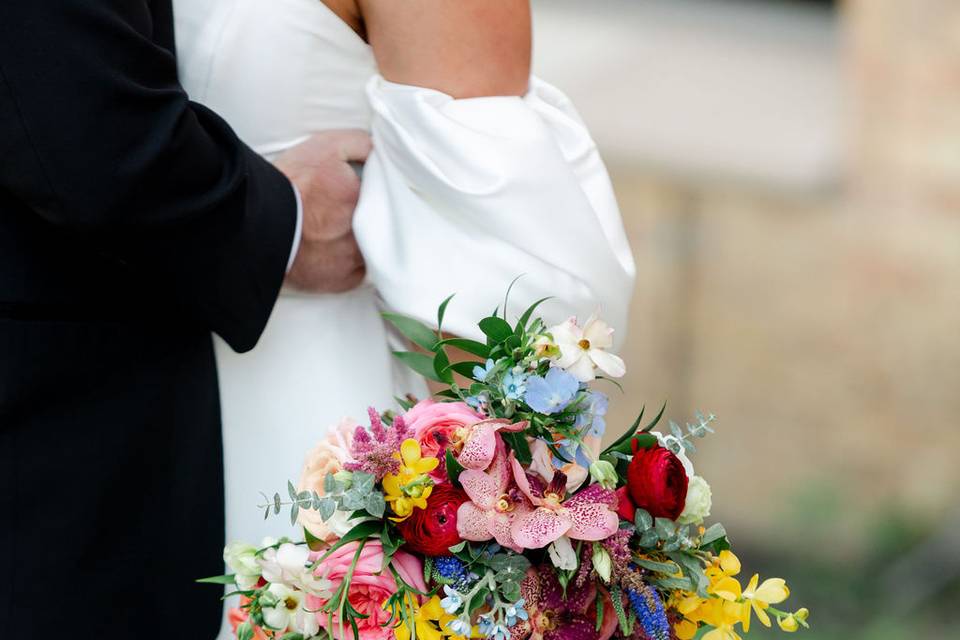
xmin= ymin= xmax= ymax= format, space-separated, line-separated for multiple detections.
xmin=297 ymin=418 xmax=358 ymax=542
xmin=306 ymin=541 xmax=426 ymax=640
xmin=228 ymin=598 xmax=270 ymax=640
xmin=403 ymin=400 xmax=483 ymax=481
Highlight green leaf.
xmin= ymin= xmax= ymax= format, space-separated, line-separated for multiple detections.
xmin=634 ymin=558 xmax=680 ymax=574
xmin=478 ymin=316 xmax=514 ymax=343
xmin=638 ymin=528 xmax=659 ymax=548
xmin=433 ymin=349 xmax=454 ymax=384
xmin=634 ymin=508 xmax=653 ymax=531
xmin=501 ymin=274 xmax=525 ymax=320
xmin=436 ymin=337 xmax=491 ymax=358
xmin=392 ymin=351 xmax=443 ymax=383
xmin=288 ymin=480 xmax=298 ymax=502
xmin=278 ymin=633 xmax=306 ymax=640
xmin=501 ymin=431 xmax=532 ymax=465
xmin=290 ymin=502 xmax=300 ymax=526
xmin=437 ymin=293 xmax=456 ymax=334
xmin=641 ymin=401 xmax=668 ymax=433
xmin=603 ymin=405 xmax=644 ymax=456
xmin=273 ymin=492 xmax=281 ymax=515
xmin=196 ymin=574 xmax=237 ymax=585
xmin=312 ymin=520 xmax=382 ymax=565
xmin=445 ymin=360 xmax=483 ymax=379
xmin=382 ymin=313 xmax=439 ymax=351
xmin=516 ymin=296 xmax=553 ymax=332
xmin=654 ymin=518 xmax=677 ymax=539
xmin=448 ymin=541 xmax=467 ymax=553
xmin=354 ymin=472 xmax=376 ymax=495
xmin=445 ymin=449 xmax=465 ymax=487
xmin=650 ymin=576 xmax=694 ymax=591
xmin=701 ymin=523 xmax=727 ymax=546
xmin=365 ymin=493 xmax=386 ymax=519
xmin=237 ymin=622 xmax=254 ymax=640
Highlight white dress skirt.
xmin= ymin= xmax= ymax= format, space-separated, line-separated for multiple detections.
xmin=172 ymin=0 xmax=636 ymax=636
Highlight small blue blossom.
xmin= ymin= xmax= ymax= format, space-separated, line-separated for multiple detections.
xmin=433 ymin=556 xmax=473 ymax=590
xmin=477 ymin=614 xmax=495 ymax=636
xmin=472 ymin=358 xmax=496 ymax=382
xmin=626 ymin=585 xmax=671 ymax=640
xmin=501 ymin=371 xmax=528 ymax=401
xmin=503 ymin=599 xmax=528 ymax=626
xmin=465 ymin=392 xmax=489 ymax=410
xmin=523 ymin=368 xmax=579 ymax=414
xmin=447 ymin=617 xmax=473 ymax=637
xmin=440 ymin=585 xmax=464 ymax=615
xmin=574 ymin=391 xmax=609 ymax=438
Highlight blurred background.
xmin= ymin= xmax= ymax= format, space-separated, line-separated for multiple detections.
xmin=530 ymin=0 xmax=960 ymax=638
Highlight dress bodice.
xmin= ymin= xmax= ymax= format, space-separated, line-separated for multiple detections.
xmin=174 ymin=0 xmax=377 ymax=158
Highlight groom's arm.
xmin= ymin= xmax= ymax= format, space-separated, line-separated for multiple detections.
xmin=0 ymin=0 xmax=295 ymax=352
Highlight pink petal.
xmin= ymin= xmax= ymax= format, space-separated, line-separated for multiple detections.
xmin=457 ymin=422 xmax=497 ymax=470
xmin=459 ymin=469 xmax=502 ymax=509
xmin=510 ymin=454 xmax=544 ymax=506
xmin=497 ymin=420 xmax=529 ymax=433
xmin=510 ymin=507 xmax=572 ymax=549
xmin=457 ymin=502 xmax=494 ymax=542
xmin=489 ymin=501 xmax=533 ymax=553
xmin=564 ymin=501 xmax=619 ymax=542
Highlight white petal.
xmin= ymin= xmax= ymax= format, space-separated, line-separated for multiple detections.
xmin=549 ymin=318 xmax=582 ymax=345
xmin=566 ymin=355 xmax=597 ymax=382
xmin=262 ymin=606 xmax=290 ymax=631
xmin=583 ymin=317 xmax=614 ymax=349
xmin=589 ymin=349 xmax=625 ymax=378
xmin=277 ymin=543 xmax=310 ymax=573
xmin=547 ymin=535 xmax=578 ymax=570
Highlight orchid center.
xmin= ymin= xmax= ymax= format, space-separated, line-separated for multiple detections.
xmin=536 ymin=611 xmax=557 ymax=631
xmin=495 ymin=494 xmax=513 ymax=513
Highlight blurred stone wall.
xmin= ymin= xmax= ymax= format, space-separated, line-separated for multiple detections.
xmin=575 ymin=0 xmax=960 ymax=556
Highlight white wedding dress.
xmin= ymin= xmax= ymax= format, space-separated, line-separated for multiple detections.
xmin=173 ymin=0 xmax=635 ymax=636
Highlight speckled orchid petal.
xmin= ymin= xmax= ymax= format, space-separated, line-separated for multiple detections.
xmin=511 ymin=506 xmax=572 ymax=549
xmin=456 ymin=419 xmax=528 ymax=470
xmin=459 ymin=469 xmax=503 ymax=510
xmin=510 ymin=455 xmax=546 ymax=507
xmin=457 ymin=501 xmax=494 ymax=541
xmin=563 ymin=485 xmax=619 ymax=541
xmin=489 ymin=500 xmax=533 ymax=553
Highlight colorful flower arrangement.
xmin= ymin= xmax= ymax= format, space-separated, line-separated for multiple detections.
xmin=203 ymin=293 xmax=809 ymax=640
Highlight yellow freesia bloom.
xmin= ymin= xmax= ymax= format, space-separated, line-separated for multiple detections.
xmin=740 ymin=574 xmax=790 ymax=632
xmin=382 ymin=439 xmax=439 ymax=521
xmin=778 ymin=608 xmax=809 ymax=632
xmin=392 ymin=596 xmax=478 ymax=640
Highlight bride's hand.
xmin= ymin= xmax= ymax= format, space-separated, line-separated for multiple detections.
xmin=276 ymin=129 xmax=371 ymax=293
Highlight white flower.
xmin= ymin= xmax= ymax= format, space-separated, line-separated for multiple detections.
xmin=549 ymin=315 xmax=625 ymax=382
xmin=678 ymin=475 xmax=712 ymax=526
xmin=547 ymin=535 xmax=578 ymax=570
xmin=258 ymin=542 xmax=310 ymax=585
xmin=296 ymin=567 xmax=333 ymax=599
xmin=261 ymin=583 xmax=306 ymax=632
xmin=653 ymin=432 xmax=694 ymax=478
xmin=224 ymin=541 xmax=261 ymax=590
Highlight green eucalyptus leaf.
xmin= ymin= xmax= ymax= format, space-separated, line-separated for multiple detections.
xmin=290 ymin=502 xmax=300 ymax=526
xmin=654 ymin=518 xmax=677 ymax=539
xmin=288 ymin=481 xmax=299 ymax=502
xmin=365 ymin=493 xmax=386 ymax=519
xmin=634 ymin=558 xmax=680 ymax=574
xmin=634 ymin=508 xmax=653 ymax=531
xmin=638 ymin=528 xmax=659 ymax=548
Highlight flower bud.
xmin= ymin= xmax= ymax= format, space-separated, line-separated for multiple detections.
xmin=592 ymin=543 xmax=612 ymax=583
xmin=333 ymin=470 xmax=353 ymax=489
xmin=589 ymin=460 xmax=618 ymax=489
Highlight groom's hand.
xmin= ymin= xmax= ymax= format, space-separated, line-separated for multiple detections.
xmin=276 ymin=130 xmax=372 ymax=293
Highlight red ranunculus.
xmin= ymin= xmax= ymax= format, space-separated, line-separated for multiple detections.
xmin=625 ymin=439 xmax=689 ymax=520
xmin=396 ymin=483 xmax=468 ymax=556
xmin=614 ymin=486 xmax=635 ymax=522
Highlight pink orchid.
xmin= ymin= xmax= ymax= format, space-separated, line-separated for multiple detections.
xmin=509 ymin=457 xmax=619 ymax=549
xmin=456 ymin=439 xmax=533 ymax=553
xmin=455 ymin=418 xmax=527 ymax=471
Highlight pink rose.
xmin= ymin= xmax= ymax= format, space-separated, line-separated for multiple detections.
xmin=297 ymin=418 xmax=358 ymax=542
xmin=306 ymin=541 xmax=426 ymax=640
xmin=403 ymin=400 xmax=483 ymax=481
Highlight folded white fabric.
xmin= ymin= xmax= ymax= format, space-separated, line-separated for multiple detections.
xmin=355 ymin=75 xmax=636 ymax=346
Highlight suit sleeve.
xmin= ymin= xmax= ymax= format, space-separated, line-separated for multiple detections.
xmin=0 ymin=0 xmax=296 ymax=352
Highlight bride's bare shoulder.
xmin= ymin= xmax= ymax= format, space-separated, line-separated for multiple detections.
xmin=340 ymin=0 xmax=531 ymax=98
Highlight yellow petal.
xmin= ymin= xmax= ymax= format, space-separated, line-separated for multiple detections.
xmin=754 ymin=578 xmax=790 ymax=604
xmin=401 ymin=439 xmax=423 ymax=466
xmin=675 ymin=620 xmax=699 ymax=640
xmin=382 ymin=474 xmax=401 ymax=496
xmin=421 ymin=596 xmax=445 ymax=620
xmin=678 ymin=596 xmax=705 ymax=616
xmin=421 ymin=485 xmax=434 ymax=502
xmin=752 ymin=600 xmax=772 ymax=628
xmin=778 ymin=615 xmax=799 ymax=632
xmin=719 ymin=550 xmax=741 ymax=576
xmin=744 ymin=573 xmax=759 ymax=596
xmin=711 ymin=577 xmax=743 ymax=601
xmin=794 ymin=608 xmax=809 ymax=623
xmin=414 ymin=457 xmax=441 ymax=473
xmin=394 ymin=620 xmax=412 ymax=640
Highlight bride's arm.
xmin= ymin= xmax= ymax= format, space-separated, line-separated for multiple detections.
xmin=357 ymin=0 xmax=531 ymax=98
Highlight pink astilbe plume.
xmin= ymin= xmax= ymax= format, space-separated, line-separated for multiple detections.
xmin=345 ymin=408 xmax=411 ymax=480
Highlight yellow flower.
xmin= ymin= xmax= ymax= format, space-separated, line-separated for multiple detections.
xmin=777 ymin=608 xmax=809 ymax=633
xmin=700 ymin=598 xmax=746 ymax=640
xmin=392 ymin=596 xmax=477 ymax=640
xmin=739 ymin=573 xmax=790 ymax=632
xmin=382 ymin=439 xmax=440 ymax=521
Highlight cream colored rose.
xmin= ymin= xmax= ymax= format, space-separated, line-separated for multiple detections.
xmin=297 ymin=417 xmax=358 ymax=542
xmin=678 ymin=475 xmax=712 ymax=525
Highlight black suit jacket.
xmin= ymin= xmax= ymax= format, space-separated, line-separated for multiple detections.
xmin=0 ymin=1 xmax=296 ymax=636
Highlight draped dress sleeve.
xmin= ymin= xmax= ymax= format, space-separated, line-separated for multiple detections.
xmin=354 ymin=75 xmax=636 ymax=347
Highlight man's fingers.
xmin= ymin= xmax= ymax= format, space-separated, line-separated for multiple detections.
xmin=330 ymin=129 xmax=373 ymax=163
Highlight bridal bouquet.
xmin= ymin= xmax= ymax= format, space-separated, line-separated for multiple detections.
xmin=205 ymin=294 xmax=809 ymax=640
